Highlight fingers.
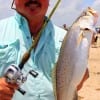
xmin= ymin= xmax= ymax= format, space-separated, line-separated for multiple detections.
xmin=0 ymin=94 xmax=13 ymax=100
xmin=0 ymin=77 xmax=18 ymax=100
xmin=0 ymin=78 xmax=18 ymax=89
xmin=7 ymin=83 xmax=19 ymax=90
xmin=0 ymin=87 xmax=15 ymax=100
xmin=0 ymin=84 xmax=15 ymax=93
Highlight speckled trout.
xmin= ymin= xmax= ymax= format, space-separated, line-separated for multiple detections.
xmin=53 ymin=7 xmax=98 ymax=100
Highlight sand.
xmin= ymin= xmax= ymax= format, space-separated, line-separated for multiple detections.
xmin=78 ymin=36 xmax=100 ymax=100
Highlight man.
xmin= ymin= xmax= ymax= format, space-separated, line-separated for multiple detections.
xmin=0 ymin=0 xmax=89 ymax=100
xmin=0 ymin=0 xmax=66 ymax=100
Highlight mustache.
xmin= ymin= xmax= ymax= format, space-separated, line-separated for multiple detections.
xmin=25 ymin=0 xmax=41 ymax=7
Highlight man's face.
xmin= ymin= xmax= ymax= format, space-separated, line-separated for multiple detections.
xmin=15 ymin=0 xmax=49 ymax=18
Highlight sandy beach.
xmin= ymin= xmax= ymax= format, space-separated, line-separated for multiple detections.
xmin=78 ymin=36 xmax=100 ymax=100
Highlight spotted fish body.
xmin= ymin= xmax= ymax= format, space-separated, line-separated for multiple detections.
xmin=53 ymin=7 xmax=98 ymax=100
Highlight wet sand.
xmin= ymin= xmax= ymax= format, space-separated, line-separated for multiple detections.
xmin=78 ymin=36 xmax=100 ymax=100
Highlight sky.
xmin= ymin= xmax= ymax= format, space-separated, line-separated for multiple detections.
xmin=0 ymin=0 xmax=100 ymax=27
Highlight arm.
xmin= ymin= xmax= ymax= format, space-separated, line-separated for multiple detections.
xmin=77 ymin=68 xmax=89 ymax=91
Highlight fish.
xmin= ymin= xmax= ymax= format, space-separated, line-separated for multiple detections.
xmin=52 ymin=7 xmax=98 ymax=100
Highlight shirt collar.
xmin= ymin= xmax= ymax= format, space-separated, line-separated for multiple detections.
xmin=14 ymin=12 xmax=55 ymax=55
xmin=14 ymin=12 xmax=54 ymax=35
xmin=15 ymin=12 xmax=29 ymax=28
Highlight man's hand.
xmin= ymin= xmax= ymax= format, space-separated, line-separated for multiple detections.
xmin=0 ymin=77 xmax=18 ymax=100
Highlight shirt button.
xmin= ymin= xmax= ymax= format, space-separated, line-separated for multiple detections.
xmin=26 ymin=36 xmax=30 ymax=39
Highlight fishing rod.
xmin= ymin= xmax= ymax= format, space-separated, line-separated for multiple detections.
xmin=19 ymin=0 xmax=61 ymax=69
xmin=4 ymin=0 xmax=61 ymax=95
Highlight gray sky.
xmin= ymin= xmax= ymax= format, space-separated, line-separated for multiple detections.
xmin=0 ymin=0 xmax=100 ymax=27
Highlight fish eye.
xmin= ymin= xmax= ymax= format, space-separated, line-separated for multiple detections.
xmin=84 ymin=28 xmax=90 ymax=31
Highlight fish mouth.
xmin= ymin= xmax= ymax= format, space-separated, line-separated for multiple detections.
xmin=25 ymin=0 xmax=41 ymax=10
xmin=88 ymin=7 xmax=97 ymax=14
xmin=87 ymin=7 xmax=98 ymax=16
xmin=87 ymin=7 xmax=98 ymax=25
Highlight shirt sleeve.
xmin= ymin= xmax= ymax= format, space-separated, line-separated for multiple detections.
xmin=54 ymin=25 xmax=67 ymax=62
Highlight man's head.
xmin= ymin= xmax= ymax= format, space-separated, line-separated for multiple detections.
xmin=14 ymin=0 xmax=49 ymax=19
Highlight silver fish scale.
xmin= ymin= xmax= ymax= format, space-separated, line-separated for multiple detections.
xmin=53 ymin=7 xmax=98 ymax=100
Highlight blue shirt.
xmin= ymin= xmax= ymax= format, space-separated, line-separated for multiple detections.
xmin=0 ymin=13 xmax=66 ymax=100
